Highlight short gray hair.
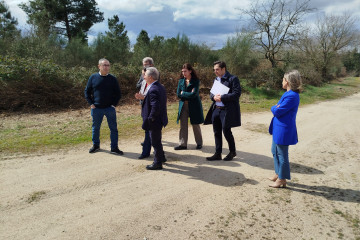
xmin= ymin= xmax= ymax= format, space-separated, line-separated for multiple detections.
xmin=284 ymin=70 xmax=302 ymax=93
xmin=145 ymin=67 xmax=159 ymax=80
xmin=142 ymin=57 xmax=154 ymax=65
xmin=98 ymin=58 xmax=109 ymax=65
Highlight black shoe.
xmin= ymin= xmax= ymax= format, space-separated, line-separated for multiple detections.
xmin=174 ymin=146 xmax=187 ymax=150
xmin=138 ymin=154 xmax=149 ymax=159
xmin=162 ymin=158 xmax=167 ymax=163
xmin=206 ymin=153 xmax=222 ymax=161
xmin=141 ymin=142 xmax=144 ymax=146
xmin=89 ymin=145 xmax=100 ymax=153
xmin=223 ymin=151 xmax=236 ymax=161
xmin=146 ymin=163 xmax=163 ymax=170
xmin=111 ymin=148 xmax=124 ymax=155
xmin=196 ymin=144 xmax=202 ymax=149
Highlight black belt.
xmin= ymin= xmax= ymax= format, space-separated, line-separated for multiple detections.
xmin=215 ymin=105 xmax=225 ymax=110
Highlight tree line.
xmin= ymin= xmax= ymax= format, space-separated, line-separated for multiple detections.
xmin=0 ymin=0 xmax=359 ymax=112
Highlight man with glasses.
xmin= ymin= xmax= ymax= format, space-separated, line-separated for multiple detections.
xmin=85 ymin=58 xmax=123 ymax=155
xmin=204 ymin=61 xmax=241 ymax=161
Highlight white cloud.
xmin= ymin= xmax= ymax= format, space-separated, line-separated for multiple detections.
xmin=149 ymin=5 xmax=164 ymax=12
xmin=127 ymin=30 xmax=137 ymax=45
xmin=98 ymin=0 xmax=164 ymax=13
xmin=98 ymin=0 xmax=250 ymax=21
xmin=6 ymin=0 xmax=29 ymax=27
xmin=172 ymin=0 xmax=251 ymax=21
xmin=322 ymin=0 xmax=360 ymax=16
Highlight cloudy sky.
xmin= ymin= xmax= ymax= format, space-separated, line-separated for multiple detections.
xmin=6 ymin=0 xmax=360 ymax=49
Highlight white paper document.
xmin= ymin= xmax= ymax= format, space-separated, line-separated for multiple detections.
xmin=210 ymin=80 xmax=229 ymax=95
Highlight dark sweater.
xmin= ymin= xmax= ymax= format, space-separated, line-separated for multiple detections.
xmin=84 ymin=73 xmax=121 ymax=108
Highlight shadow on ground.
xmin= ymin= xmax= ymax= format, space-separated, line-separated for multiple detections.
xmin=164 ymin=162 xmax=258 ymax=187
xmin=288 ymin=182 xmax=360 ymax=203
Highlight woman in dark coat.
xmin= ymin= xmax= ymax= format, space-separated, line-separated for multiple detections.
xmin=174 ymin=63 xmax=204 ymax=150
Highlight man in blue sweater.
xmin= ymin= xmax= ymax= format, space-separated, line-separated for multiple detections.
xmin=84 ymin=58 xmax=123 ymax=155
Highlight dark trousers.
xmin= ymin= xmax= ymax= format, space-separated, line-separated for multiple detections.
xmin=141 ymin=130 xmax=151 ymax=156
xmin=212 ymin=108 xmax=236 ymax=154
xmin=149 ymin=128 xmax=165 ymax=164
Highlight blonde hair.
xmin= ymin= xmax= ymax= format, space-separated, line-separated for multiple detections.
xmin=284 ymin=70 xmax=302 ymax=93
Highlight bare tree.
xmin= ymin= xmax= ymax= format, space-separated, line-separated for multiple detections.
xmin=297 ymin=13 xmax=358 ymax=79
xmin=243 ymin=0 xmax=313 ymax=67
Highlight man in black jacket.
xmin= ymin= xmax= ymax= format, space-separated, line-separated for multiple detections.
xmin=84 ymin=58 xmax=123 ymax=155
xmin=204 ymin=61 xmax=241 ymax=161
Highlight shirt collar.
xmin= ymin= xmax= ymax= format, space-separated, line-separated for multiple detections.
xmin=99 ymin=71 xmax=109 ymax=76
xmin=148 ymin=80 xmax=158 ymax=88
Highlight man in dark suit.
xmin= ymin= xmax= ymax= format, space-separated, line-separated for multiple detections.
xmin=141 ymin=67 xmax=168 ymax=170
xmin=204 ymin=61 xmax=241 ymax=161
xmin=135 ymin=57 xmax=155 ymax=159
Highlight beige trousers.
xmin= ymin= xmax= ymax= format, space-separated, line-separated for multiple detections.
xmin=179 ymin=101 xmax=203 ymax=147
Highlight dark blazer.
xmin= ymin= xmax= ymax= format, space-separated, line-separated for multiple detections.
xmin=269 ymin=90 xmax=300 ymax=145
xmin=141 ymin=81 xmax=168 ymax=130
xmin=176 ymin=78 xmax=204 ymax=125
xmin=204 ymin=71 xmax=241 ymax=128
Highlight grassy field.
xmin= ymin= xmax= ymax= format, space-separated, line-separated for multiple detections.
xmin=0 ymin=77 xmax=359 ymax=156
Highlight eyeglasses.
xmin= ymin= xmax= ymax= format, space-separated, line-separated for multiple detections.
xmin=102 ymin=64 xmax=110 ymax=67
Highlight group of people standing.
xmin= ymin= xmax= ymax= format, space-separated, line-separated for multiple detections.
xmin=84 ymin=57 xmax=302 ymax=188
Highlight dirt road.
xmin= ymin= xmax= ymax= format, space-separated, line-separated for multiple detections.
xmin=1 ymin=93 xmax=360 ymax=240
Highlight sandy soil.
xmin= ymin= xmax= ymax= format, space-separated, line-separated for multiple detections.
xmin=1 ymin=93 xmax=360 ymax=240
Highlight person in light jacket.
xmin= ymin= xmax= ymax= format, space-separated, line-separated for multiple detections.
xmin=268 ymin=70 xmax=302 ymax=188
xmin=174 ymin=63 xmax=204 ymax=150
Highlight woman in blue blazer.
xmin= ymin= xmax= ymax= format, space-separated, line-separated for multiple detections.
xmin=268 ymin=70 xmax=302 ymax=188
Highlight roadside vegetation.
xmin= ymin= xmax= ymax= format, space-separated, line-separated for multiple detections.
xmin=1 ymin=77 xmax=359 ymax=156
xmin=0 ymin=0 xmax=359 ymax=155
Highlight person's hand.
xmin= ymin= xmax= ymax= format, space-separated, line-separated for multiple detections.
xmin=90 ymin=104 xmax=96 ymax=109
xmin=135 ymin=92 xmax=145 ymax=100
xmin=181 ymin=91 xmax=183 ymax=94
xmin=214 ymin=94 xmax=221 ymax=102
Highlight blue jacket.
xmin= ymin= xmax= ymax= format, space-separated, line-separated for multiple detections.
xmin=141 ymin=81 xmax=168 ymax=130
xmin=269 ymin=90 xmax=300 ymax=145
xmin=204 ymin=71 xmax=241 ymax=128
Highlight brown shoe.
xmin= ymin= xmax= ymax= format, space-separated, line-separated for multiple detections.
xmin=269 ymin=179 xmax=287 ymax=188
xmin=268 ymin=174 xmax=278 ymax=182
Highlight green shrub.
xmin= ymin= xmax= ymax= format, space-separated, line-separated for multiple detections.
xmin=0 ymin=56 xmax=86 ymax=111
